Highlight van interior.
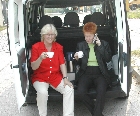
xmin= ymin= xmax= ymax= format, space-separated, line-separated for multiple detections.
xmin=24 ymin=0 xmax=130 ymax=103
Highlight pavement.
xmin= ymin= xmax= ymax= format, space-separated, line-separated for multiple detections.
xmin=128 ymin=19 xmax=140 ymax=82
xmin=132 ymin=56 xmax=140 ymax=82
xmin=0 ymin=29 xmax=11 ymax=71
xmin=128 ymin=19 xmax=140 ymax=51
xmin=0 ymin=19 xmax=140 ymax=116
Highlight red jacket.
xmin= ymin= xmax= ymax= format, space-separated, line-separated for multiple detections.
xmin=30 ymin=42 xmax=65 ymax=88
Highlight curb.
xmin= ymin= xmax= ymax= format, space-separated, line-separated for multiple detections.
xmin=132 ymin=67 xmax=140 ymax=82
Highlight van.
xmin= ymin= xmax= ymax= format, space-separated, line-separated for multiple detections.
xmin=8 ymin=0 xmax=133 ymax=111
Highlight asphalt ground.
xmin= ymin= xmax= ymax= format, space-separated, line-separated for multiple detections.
xmin=0 ymin=19 xmax=140 ymax=116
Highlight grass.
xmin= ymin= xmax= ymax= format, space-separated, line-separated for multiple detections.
xmin=132 ymin=48 xmax=140 ymax=57
xmin=0 ymin=26 xmax=7 ymax=32
xmin=127 ymin=11 xmax=140 ymax=19
xmin=127 ymin=8 xmax=140 ymax=19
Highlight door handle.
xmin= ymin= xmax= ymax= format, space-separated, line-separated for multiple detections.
xmin=12 ymin=64 xmax=19 ymax=68
xmin=12 ymin=63 xmax=26 ymax=73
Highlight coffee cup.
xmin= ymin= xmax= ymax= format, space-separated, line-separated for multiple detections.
xmin=46 ymin=52 xmax=54 ymax=58
xmin=77 ymin=51 xmax=84 ymax=58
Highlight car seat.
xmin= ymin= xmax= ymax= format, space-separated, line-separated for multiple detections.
xmin=38 ymin=15 xmax=53 ymax=29
xmin=52 ymin=16 xmax=62 ymax=28
xmin=64 ymin=12 xmax=79 ymax=27
xmin=90 ymin=12 xmax=105 ymax=25
xmin=83 ymin=14 xmax=92 ymax=25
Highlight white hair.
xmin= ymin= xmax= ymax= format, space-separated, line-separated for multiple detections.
xmin=40 ymin=24 xmax=58 ymax=42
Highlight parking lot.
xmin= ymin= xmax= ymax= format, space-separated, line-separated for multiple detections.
xmin=0 ymin=19 xmax=140 ymax=116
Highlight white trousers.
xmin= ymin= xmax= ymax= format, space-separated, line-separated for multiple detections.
xmin=33 ymin=79 xmax=74 ymax=116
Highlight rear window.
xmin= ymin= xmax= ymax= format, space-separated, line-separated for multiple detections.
xmin=44 ymin=5 xmax=102 ymax=26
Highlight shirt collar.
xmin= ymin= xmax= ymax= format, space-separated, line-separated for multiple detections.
xmin=39 ymin=42 xmax=56 ymax=51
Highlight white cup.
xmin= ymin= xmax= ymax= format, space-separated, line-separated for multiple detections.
xmin=46 ymin=52 xmax=54 ymax=58
xmin=77 ymin=51 xmax=84 ymax=58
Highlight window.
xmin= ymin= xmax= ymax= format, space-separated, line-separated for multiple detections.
xmin=44 ymin=5 xmax=103 ymax=26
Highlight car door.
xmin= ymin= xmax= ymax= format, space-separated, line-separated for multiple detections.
xmin=8 ymin=0 xmax=28 ymax=110
xmin=115 ymin=0 xmax=132 ymax=97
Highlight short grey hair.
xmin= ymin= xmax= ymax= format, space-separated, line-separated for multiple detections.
xmin=40 ymin=24 xmax=58 ymax=42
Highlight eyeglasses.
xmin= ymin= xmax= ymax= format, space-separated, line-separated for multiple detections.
xmin=45 ymin=34 xmax=56 ymax=37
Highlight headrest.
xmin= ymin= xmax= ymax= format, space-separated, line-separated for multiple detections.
xmin=90 ymin=12 xmax=105 ymax=25
xmin=52 ymin=16 xmax=62 ymax=28
xmin=39 ymin=15 xmax=53 ymax=29
xmin=64 ymin=12 xmax=79 ymax=27
xmin=83 ymin=15 xmax=92 ymax=25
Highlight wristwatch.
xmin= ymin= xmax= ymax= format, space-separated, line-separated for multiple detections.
xmin=63 ymin=77 xmax=68 ymax=79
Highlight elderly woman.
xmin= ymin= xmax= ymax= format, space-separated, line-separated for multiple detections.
xmin=74 ymin=22 xmax=112 ymax=116
xmin=30 ymin=24 xmax=74 ymax=116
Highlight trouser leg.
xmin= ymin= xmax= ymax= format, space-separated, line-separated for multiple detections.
xmin=52 ymin=79 xmax=74 ymax=116
xmin=93 ymin=76 xmax=107 ymax=116
xmin=33 ymin=81 xmax=49 ymax=116
xmin=77 ymin=76 xmax=95 ymax=115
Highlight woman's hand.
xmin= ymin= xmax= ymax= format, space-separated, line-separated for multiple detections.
xmin=63 ymin=78 xmax=73 ymax=88
xmin=39 ymin=52 xmax=48 ymax=60
xmin=74 ymin=52 xmax=79 ymax=60
xmin=94 ymin=36 xmax=101 ymax=46
xmin=31 ymin=52 xmax=48 ymax=70
xmin=95 ymin=39 xmax=101 ymax=46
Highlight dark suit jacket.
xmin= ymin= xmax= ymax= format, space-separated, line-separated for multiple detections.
xmin=75 ymin=40 xmax=112 ymax=85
